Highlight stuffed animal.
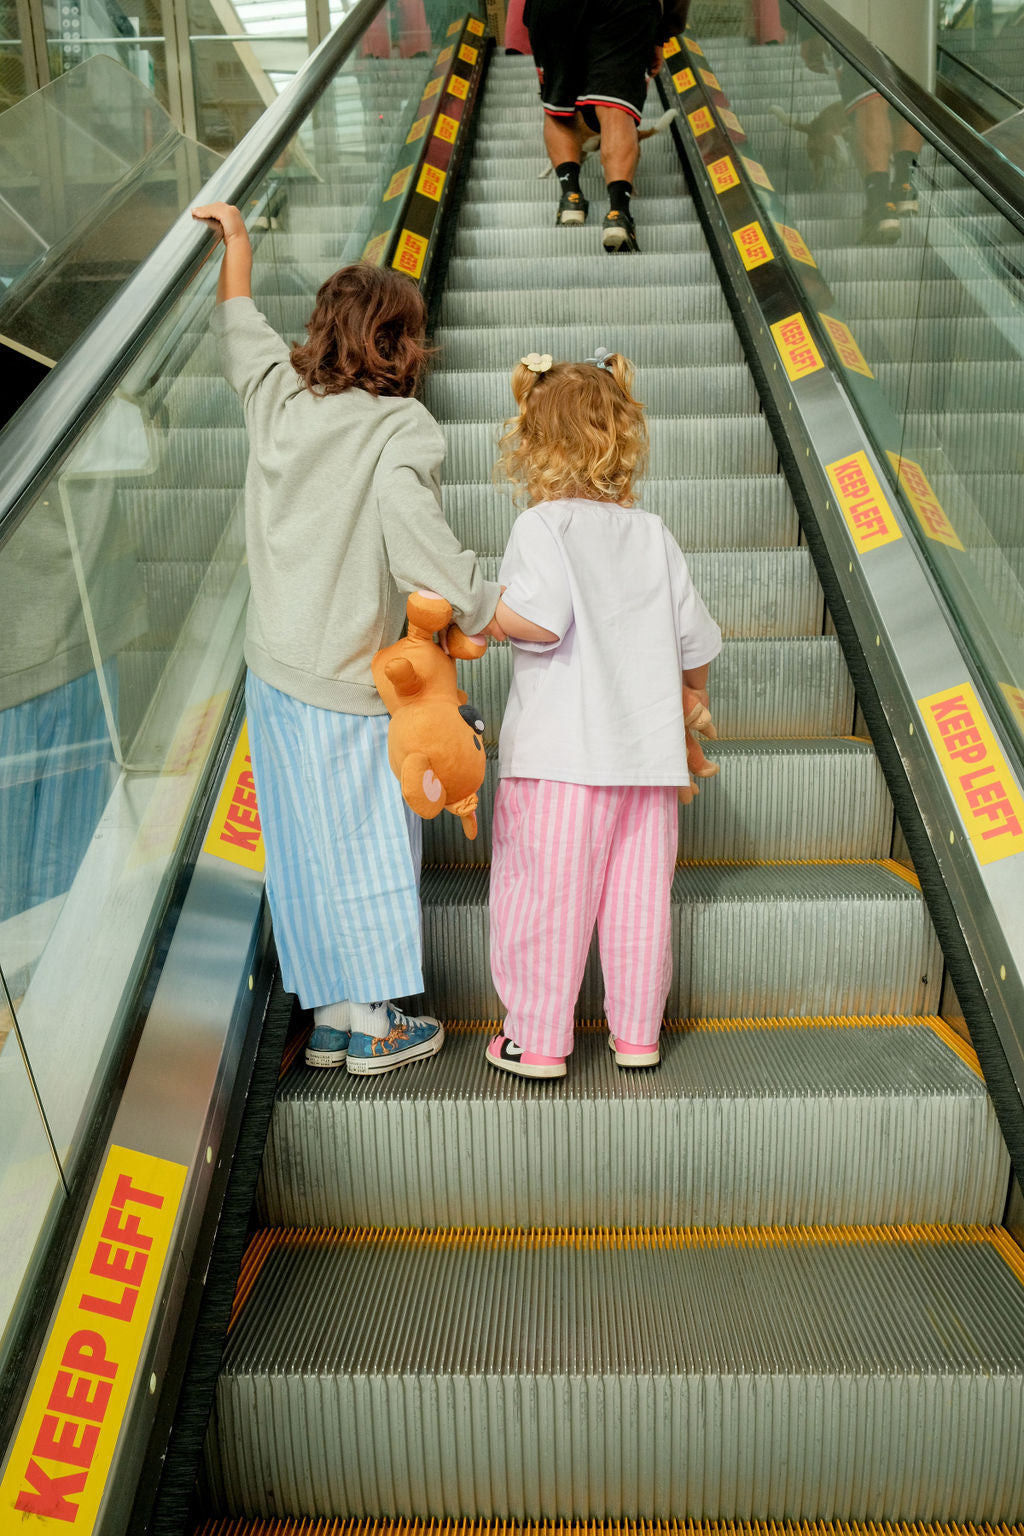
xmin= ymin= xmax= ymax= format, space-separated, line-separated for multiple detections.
xmin=679 ymin=686 xmax=719 ymax=807
xmin=372 ymin=590 xmax=489 ymax=840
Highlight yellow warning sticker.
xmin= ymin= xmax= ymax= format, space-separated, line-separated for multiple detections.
xmin=663 ymin=35 xmax=681 ymax=57
xmin=393 ymin=228 xmax=428 ymax=280
xmin=448 ymin=73 xmax=468 ymax=99
xmin=0 ymin=1146 xmax=187 ymax=1533
xmin=434 ymin=112 xmax=458 ymax=143
xmin=733 ymin=219 xmax=774 ymax=270
xmin=709 ymin=155 xmax=739 ymax=194
xmin=458 ymin=41 xmax=477 ymax=64
xmin=467 ymin=15 xmax=484 ymax=33
xmin=818 ymin=313 xmax=873 ymax=378
xmin=383 ymin=163 xmax=413 ymax=200
xmin=405 ymin=114 xmax=430 ymax=144
xmin=684 ymin=34 xmax=704 ymax=55
xmin=437 ymin=43 xmax=453 ymax=64
xmin=777 ymin=222 xmax=816 ymax=266
xmin=741 ymin=154 xmax=773 ymax=190
xmin=417 ymin=162 xmax=447 ymax=201
xmin=672 ymin=67 xmax=695 ymax=93
xmin=1000 ymin=682 xmax=1024 ymax=738
xmin=919 ymin=681 xmax=1024 ymax=863
xmin=422 ymin=74 xmax=442 ymax=99
xmin=720 ymin=106 xmax=743 ymax=135
xmin=362 ymin=231 xmax=389 ymax=266
xmin=202 ymin=721 xmax=264 ymax=871
xmin=687 ymin=105 xmax=714 ymax=135
xmin=446 ymin=18 xmax=460 ymax=33
xmin=825 ymin=450 xmax=902 ymax=555
xmin=770 ymin=312 xmax=824 ymax=381
xmin=886 ymin=453 xmax=964 ymax=550
xmin=700 ymin=68 xmax=722 ymax=90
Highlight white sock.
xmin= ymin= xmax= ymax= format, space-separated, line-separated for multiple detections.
xmin=349 ymin=1000 xmax=391 ymax=1040
xmin=314 ymin=1000 xmax=351 ymax=1033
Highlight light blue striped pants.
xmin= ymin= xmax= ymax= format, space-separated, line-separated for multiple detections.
xmin=245 ymin=672 xmax=423 ymax=1009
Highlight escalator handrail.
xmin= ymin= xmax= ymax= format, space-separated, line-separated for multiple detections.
xmin=936 ymin=40 xmax=1024 ymax=114
xmin=0 ymin=0 xmax=388 ymax=553
xmin=786 ymin=0 xmax=1024 ymax=236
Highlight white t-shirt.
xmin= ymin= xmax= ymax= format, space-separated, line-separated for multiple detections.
xmin=497 ymin=498 xmax=722 ymax=787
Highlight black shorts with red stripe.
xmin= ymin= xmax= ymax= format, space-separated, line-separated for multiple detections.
xmin=525 ymin=0 xmax=660 ymax=129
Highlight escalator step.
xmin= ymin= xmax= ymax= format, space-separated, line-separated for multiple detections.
xmin=205 ymin=1226 xmax=1024 ymax=1521
xmin=259 ymin=1017 xmax=1003 ymax=1231
xmin=431 ymin=322 xmax=746 ymax=369
xmin=419 ymin=861 xmax=941 ymax=1020
xmin=439 ymin=285 xmax=734 ymax=329
xmin=421 ymin=736 xmax=890 ymax=867
xmin=442 ymin=415 xmax=774 ymax=480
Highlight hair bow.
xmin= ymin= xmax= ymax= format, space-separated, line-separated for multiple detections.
xmin=585 ymin=346 xmax=613 ymax=370
xmin=521 ymin=352 xmax=553 ymax=374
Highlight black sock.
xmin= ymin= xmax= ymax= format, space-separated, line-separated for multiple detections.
xmin=607 ymin=179 xmax=633 ymax=215
xmin=893 ymin=149 xmax=916 ymax=184
xmin=555 ymin=161 xmax=582 ymax=195
xmin=864 ymin=170 xmax=890 ymax=208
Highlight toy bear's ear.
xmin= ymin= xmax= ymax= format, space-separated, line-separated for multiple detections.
xmin=385 ymin=657 xmax=422 ymax=698
xmin=401 ymin=753 xmax=446 ymax=819
xmin=456 ymin=688 xmax=469 ymax=705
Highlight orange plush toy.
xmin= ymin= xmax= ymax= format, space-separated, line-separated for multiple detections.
xmin=372 ymin=590 xmax=489 ymax=840
xmin=679 ymin=686 xmax=720 ymax=806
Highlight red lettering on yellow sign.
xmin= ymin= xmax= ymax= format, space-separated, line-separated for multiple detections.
xmin=446 ymin=18 xmax=459 ymax=33
xmin=422 ymin=74 xmax=442 ymax=99
xmin=919 ymin=683 xmax=1024 ymax=863
xmin=466 ymin=14 xmax=484 ymax=34
xmin=437 ymin=43 xmax=453 ymax=63
xmin=826 ymin=450 xmax=902 ymax=554
xmin=458 ymin=41 xmax=478 ymax=64
xmin=672 ymin=67 xmax=695 ymax=93
xmin=741 ymin=154 xmax=773 ymax=190
xmin=709 ymin=155 xmax=739 ymax=193
xmin=1000 ymin=682 xmax=1024 ymax=739
xmin=777 ymin=222 xmax=816 ymax=266
xmin=733 ymin=219 xmax=773 ymax=270
xmin=417 ymin=162 xmax=447 ymax=201
xmin=1 ymin=1149 xmax=186 ymax=1533
xmin=684 ymin=33 xmax=704 ymax=55
xmin=434 ymin=112 xmax=458 ymax=143
xmin=770 ymin=312 xmax=824 ymax=381
xmin=719 ymin=106 xmax=744 ymax=137
xmin=700 ymin=68 xmax=722 ymax=91
xmin=447 ymin=73 xmax=468 ymax=99
xmin=886 ymin=452 xmax=964 ymax=551
xmin=687 ymin=105 xmax=713 ymax=136
xmin=203 ymin=725 xmax=265 ymax=871
xmin=393 ymin=228 xmax=428 ymax=280
xmin=362 ymin=232 xmax=388 ymax=267
xmin=383 ymin=164 xmax=413 ymax=201
xmin=405 ymin=114 xmax=429 ymax=144
xmin=818 ymin=313 xmax=873 ymax=378
xmin=663 ymin=35 xmax=681 ymax=57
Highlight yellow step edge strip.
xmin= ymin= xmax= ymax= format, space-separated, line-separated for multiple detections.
xmin=229 ymin=1223 xmax=1023 ymax=1330
xmin=194 ymin=1522 xmax=1024 ymax=1536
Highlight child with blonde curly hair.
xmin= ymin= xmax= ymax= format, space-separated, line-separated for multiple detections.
xmin=486 ymin=348 xmax=722 ymax=1080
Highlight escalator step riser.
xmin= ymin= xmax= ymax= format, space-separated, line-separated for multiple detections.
xmin=420 ymin=862 xmax=940 ymax=1019
xmin=443 ymin=253 xmax=720 ymax=291
xmin=442 ymin=417 xmax=776 ymax=483
xmin=259 ymin=1024 xmax=1003 ymax=1230
xmin=452 ymin=225 xmax=709 ymax=258
xmin=205 ymin=1230 xmax=1021 ymax=1521
xmin=423 ymin=366 xmax=759 ymax=421
xmin=453 ymin=198 xmax=703 ymax=227
xmin=460 ymin=174 xmax=686 ymax=202
xmin=116 ymin=490 xmax=240 ymax=562
xmin=431 ymin=323 xmax=746 ymax=369
xmin=441 ymin=476 xmax=799 ymax=553
xmin=459 ymin=638 xmax=854 ymax=746
xmin=422 ymin=737 xmax=890 ymax=867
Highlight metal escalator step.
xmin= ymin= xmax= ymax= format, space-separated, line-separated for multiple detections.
xmin=828 ymin=279 xmax=972 ymax=321
xmin=432 ymin=322 xmax=746 ymax=370
xmin=459 ymin=638 xmax=854 ymax=744
xmin=421 ymin=737 xmax=891 ymax=867
xmin=442 ymin=253 xmax=724 ymax=291
xmin=440 ymin=284 xmax=733 ymax=330
xmin=905 ymin=412 xmax=1024 ymax=475
xmin=452 ymin=224 xmax=710 ymax=258
xmin=877 ymin=360 xmax=1024 ymax=413
xmin=461 ymin=173 xmax=686 ymax=203
xmin=454 ymin=197 xmax=701 ymax=228
xmin=442 ymin=415 xmax=774 ymax=482
xmin=424 ymin=365 xmax=759 ymax=421
xmin=441 ymin=476 xmax=798 ymax=553
xmin=259 ymin=1019 xmax=1003 ymax=1231
xmin=419 ymin=861 xmax=941 ymax=1020
xmin=192 ymin=1523 xmax=1024 ymax=1536
xmin=115 ymin=488 xmax=240 ymax=561
xmin=206 ymin=1226 xmax=1024 ymax=1521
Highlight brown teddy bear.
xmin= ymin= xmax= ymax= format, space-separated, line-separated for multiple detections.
xmin=372 ymin=590 xmax=489 ymax=840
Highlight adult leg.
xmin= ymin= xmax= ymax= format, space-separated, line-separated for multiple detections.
xmin=595 ymin=102 xmax=639 ymax=185
xmin=580 ymin=0 xmax=655 ymax=251
xmin=892 ymin=117 xmax=923 ymax=213
xmin=597 ymin=786 xmax=677 ymax=1064
xmin=528 ymin=0 xmax=589 ymax=223
xmin=489 ymin=778 xmax=613 ymax=1066
xmin=844 ymin=79 xmax=899 ymax=244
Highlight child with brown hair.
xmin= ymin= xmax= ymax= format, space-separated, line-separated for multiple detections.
xmin=192 ymin=202 xmax=500 ymax=1075
xmin=486 ymin=347 xmax=721 ymax=1080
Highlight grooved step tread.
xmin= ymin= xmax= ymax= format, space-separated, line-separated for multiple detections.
xmin=195 ymin=1524 xmax=1024 ymax=1536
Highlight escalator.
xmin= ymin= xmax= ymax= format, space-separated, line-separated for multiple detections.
xmin=2 ymin=2 xmax=1024 ymax=1532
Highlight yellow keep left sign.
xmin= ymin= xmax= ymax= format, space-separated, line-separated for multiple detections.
xmin=919 ymin=682 xmax=1024 ymax=863
xmin=0 ymin=1147 xmax=186 ymax=1532
xmin=202 ymin=720 xmax=265 ymax=872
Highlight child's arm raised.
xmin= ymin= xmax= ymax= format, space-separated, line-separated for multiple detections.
xmin=192 ymin=203 xmax=253 ymax=303
xmin=494 ymin=590 xmax=559 ymax=645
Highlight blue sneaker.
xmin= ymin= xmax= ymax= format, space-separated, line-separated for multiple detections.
xmin=305 ymin=1024 xmax=351 ymax=1069
xmin=346 ymin=1003 xmax=445 ymax=1076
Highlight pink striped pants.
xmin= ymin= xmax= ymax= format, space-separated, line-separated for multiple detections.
xmin=489 ymin=778 xmax=678 ymax=1058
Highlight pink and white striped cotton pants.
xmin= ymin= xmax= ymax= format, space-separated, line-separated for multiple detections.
xmin=489 ymin=777 xmax=678 ymax=1058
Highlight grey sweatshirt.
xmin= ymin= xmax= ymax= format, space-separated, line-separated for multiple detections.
xmin=211 ymin=296 xmax=499 ymax=714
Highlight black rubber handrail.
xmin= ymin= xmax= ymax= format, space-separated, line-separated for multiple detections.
xmin=0 ymin=0 xmax=387 ymax=552
xmin=936 ymin=41 xmax=1024 ymax=114
xmin=786 ymin=0 xmax=1024 ymax=235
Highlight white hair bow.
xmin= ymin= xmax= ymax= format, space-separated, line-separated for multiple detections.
xmin=520 ymin=352 xmax=553 ymax=374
